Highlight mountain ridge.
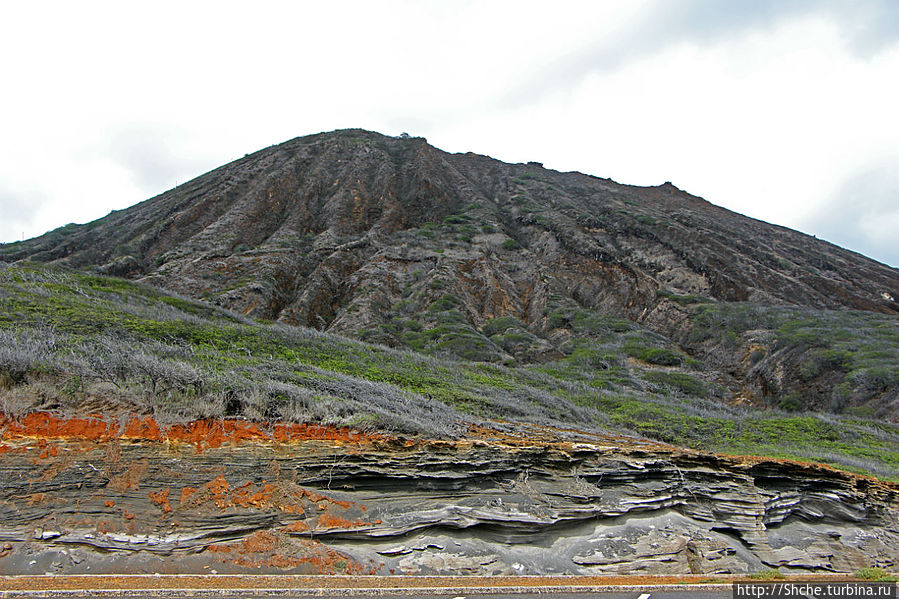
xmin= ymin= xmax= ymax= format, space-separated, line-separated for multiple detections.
xmin=3 ymin=129 xmax=896 ymax=311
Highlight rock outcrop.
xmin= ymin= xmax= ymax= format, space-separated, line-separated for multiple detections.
xmin=1 ymin=414 xmax=896 ymax=575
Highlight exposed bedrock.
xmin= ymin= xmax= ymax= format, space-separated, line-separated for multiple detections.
xmin=0 ymin=419 xmax=896 ymax=575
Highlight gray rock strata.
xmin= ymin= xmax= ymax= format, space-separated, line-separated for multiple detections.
xmin=0 ymin=430 xmax=896 ymax=575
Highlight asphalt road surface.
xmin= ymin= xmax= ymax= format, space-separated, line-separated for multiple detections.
xmin=0 ymin=591 xmax=731 ymax=598
xmin=261 ymin=594 xmax=728 ymax=599
xmin=102 ymin=593 xmax=729 ymax=599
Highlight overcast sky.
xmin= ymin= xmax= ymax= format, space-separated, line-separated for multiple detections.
xmin=1 ymin=0 xmax=897 ymax=266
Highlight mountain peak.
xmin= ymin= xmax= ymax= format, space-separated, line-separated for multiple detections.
xmin=3 ymin=130 xmax=896 ymax=316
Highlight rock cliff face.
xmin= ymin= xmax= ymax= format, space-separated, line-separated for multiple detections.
xmin=1 ymin=414 xmax=896 ymax=575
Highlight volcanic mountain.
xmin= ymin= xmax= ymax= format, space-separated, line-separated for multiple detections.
xmin=2 ymin=129 xmax=899 ymax=576
xmin=4 ymin=128 xmax=898 ymax=418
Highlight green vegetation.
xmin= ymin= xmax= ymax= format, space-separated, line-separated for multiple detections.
xmin=748 ymin=570 xmax=786 ymax=581
xmin=482 ymin=316 xmax=526 ymax=337
xmin=854 ymin=567 xmax=897 ymax=582
xmin=634 ymin=214 xmax=658 ymax=226
xmin=656 ymin=289 xmax=713 ymax=305
xmin=544 ymin=307 xmax=634 ymax=338
xmin=1 ymin=263 xmax=898 ymax=480
xmin=687 ymin=302 xmax=899 ymax=412
xmin=641 ymin=371 xmax=707 ymax=397
xmin=574 ymin=393 xmax=899 ymax=479
xmin=512 ymin=173 xmax=542 ymax=183
xmin=624 ymin=342 xmax=683 ymax=366
xmin=443 ymin=214 xmax=471 ymax=225
xmin=427 ymin=294 xmax=462 ymax=312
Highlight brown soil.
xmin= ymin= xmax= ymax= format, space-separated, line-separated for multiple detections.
xmin=0 ymin=413 xmax=390 ymax=451
xmin=3 ymin=413 xmax=895 ymax=493
xmin=148 ymin=488 xmax=172 ymax=513
xmin=206 ymin=530 xmax=367 ymax=574
xmin=0 ymin=573 xmax=872 ymax=592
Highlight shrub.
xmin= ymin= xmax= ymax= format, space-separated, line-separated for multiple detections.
xmin=849 ymin=367 xmax=899 ymax=394
xmin=568 ymin=348 xmax=612 ymax=370
xmin=545 ymin=309 xmax=569 ymax=329
xmin=778 ymin=393 xmax=804 ymax=412
xmin=624 ymin=344 xmax=683 ymax=366
xmin=634 ymin=214 xmax=657 ymax=225
xmin=656 ymin=289 xmax=712 ymax=305
xmin=483 ymin=316 xmax=526 ymax=337
xmin=513 ymin=173 xmax=541 ymax=182
xmin=642 ymin=371 xmax=706 ymax=397
xmin=427 ymin=294 xmax=461 ymax=312
xmin=434 ymin=335 xmax=500 ymax=362
xmin=443 ymin=214 xmax=470 ymax=225
xmin=854 ymin=567 xmax=897 ymax=582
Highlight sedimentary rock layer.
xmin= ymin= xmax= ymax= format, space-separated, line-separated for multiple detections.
xmin=1 ymin=414 xmax=896 ymax=575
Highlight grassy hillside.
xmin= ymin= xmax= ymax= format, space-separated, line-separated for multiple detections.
xmin=684 ymin=301 xmax=899 ymax=416
xmin=1 ymin=262 xmax=898 ymax=479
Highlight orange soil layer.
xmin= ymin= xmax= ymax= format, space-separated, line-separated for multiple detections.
xmin=160 ymin=473 xmax=377 ymax=522
xmin=0 ymin=574 xmax=873 ymax=592
xmin=2 ymin=413 xmax=897 ymax=490
xmin=0 ymin=413 xmax=388 ymax=451
xmin=206 ymin=530 xmax=375 ymax=574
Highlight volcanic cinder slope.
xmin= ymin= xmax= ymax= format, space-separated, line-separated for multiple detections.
xmin=1 ymin=129 xmax=898 ymax=575
xmin=4 ymin=129 xmax=898 ymax=417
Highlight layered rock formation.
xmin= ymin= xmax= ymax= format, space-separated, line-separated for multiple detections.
xmin=1 ymin=414 xmax=896 ymax=575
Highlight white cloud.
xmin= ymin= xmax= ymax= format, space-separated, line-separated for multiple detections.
xmin=800 ymin=161 xmax=899 ymax=267
xmin=0 ymin=1 xmax=897 ymax=266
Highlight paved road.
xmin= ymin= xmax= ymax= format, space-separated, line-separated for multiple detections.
xmin=0 ymin=590 xmax=731 ymax=598
xmin=40 ymin=592 xmax=728 ymax=599
xmin=409 ymin=594 xmax=727 ymax=599
xmin=242 ymin=594 xmax=729 ymax=599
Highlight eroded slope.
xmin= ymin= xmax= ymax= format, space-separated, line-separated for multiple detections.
xmin=2 ymin=129 xmax=898 ymax=417
xmin=2 ymin=263 xmax=897 ymax=478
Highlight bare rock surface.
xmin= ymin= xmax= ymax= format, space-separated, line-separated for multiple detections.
xmin=1 ymin=414 xmax=896 ymax=575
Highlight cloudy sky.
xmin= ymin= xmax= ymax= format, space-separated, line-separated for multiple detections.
xmin=1 ymin=0 xmax=897 ymax=266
